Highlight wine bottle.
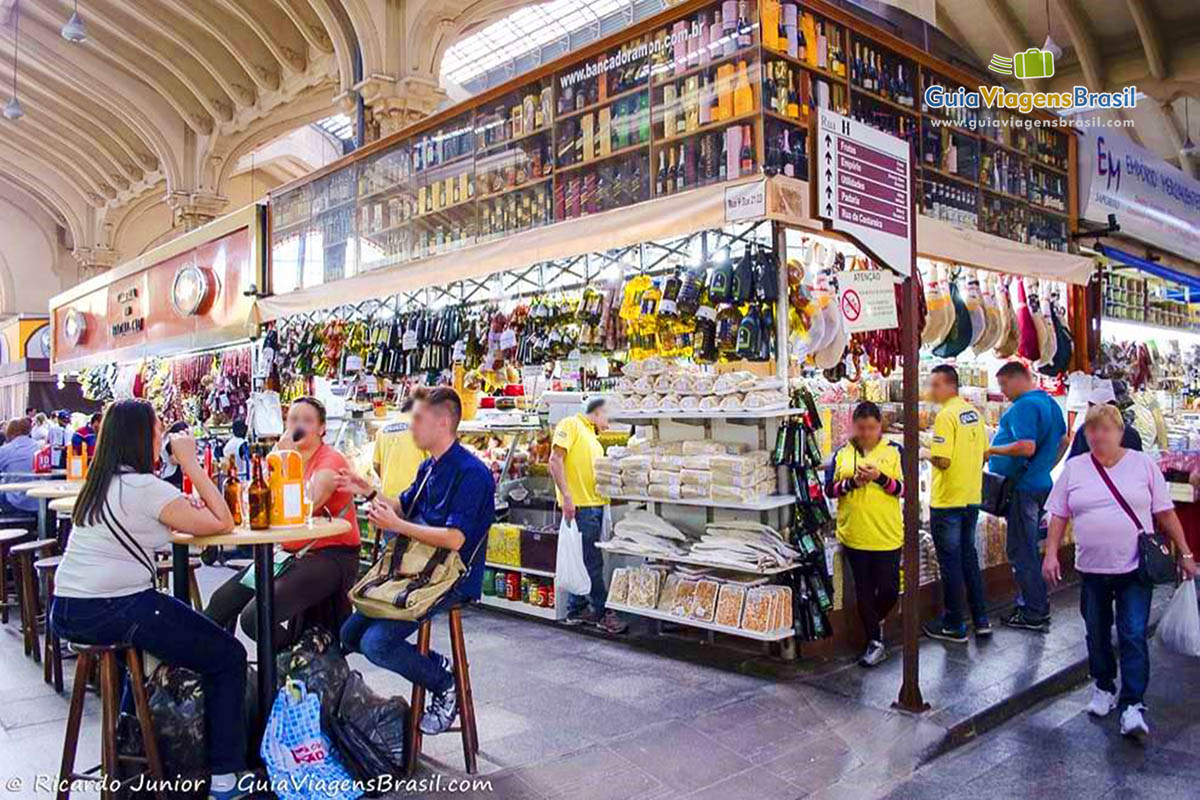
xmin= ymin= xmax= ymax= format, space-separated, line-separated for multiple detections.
xmin=739 ymin=124 xmax=754 ymax=175
xmin=248 ymin=454 xmax=271 ymax=531
xmin=656 ymin=150 xmax=667 ymax=195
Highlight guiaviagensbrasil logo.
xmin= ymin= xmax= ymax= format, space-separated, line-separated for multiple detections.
xmin=989 ymin=48 xmax=1055 ymax=79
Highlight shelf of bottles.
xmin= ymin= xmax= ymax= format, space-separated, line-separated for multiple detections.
xmin=649 ymin=1 xmax=763 ymax=199
xmin=267 ymin=0 xmax=1081 ymax=295
xmin=476 ymin=79 xmax=555 ymax=241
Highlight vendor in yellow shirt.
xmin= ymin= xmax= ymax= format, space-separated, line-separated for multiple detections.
xmin=824 ymin=401 xmax=904 ymax=667
xmin=548 ymin=397 xmax=625 ymax=634
xmin=922 ymin=364 xmax=990 ymax=643
xmin=373 ymin=398 xmax=427 ymax=498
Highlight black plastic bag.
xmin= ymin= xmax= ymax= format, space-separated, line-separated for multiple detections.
xmin=327 ymin=671 xmax=410 ymax=783
xmin=275 ymin=626 xmax=349 ymax=722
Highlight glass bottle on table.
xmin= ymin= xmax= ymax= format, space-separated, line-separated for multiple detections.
xmin=224 ymin=457 xmax=244 ymax=527
xmin=248 ymin=454 xmax=271 ymax=531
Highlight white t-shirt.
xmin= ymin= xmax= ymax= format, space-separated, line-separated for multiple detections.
xmin=54 ymin=473 xmax=183 ymax=598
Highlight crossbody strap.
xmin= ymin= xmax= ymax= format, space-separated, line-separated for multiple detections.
xmin=99 ymin=498 xmax=158 ymax=582
xmin=1090 ymin=454 xmax=1145 ymax=535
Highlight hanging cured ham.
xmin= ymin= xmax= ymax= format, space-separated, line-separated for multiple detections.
xmin=1015 ymin=278 xmax=1041 ymax=361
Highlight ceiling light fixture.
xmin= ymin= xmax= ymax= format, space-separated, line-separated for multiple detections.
xmin=1182 ymin=98 xmax=1197 ymax=158
xmin=3 ymin=0 xmax=23 ymax=120
xmin=61 ymin=0 xmax=86 ymax=43
xmin=1042 ymin=0 xmax=1062 ymax=61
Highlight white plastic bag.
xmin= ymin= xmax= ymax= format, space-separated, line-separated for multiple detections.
xmin=1156 ymin=579 xmax=1200 ymax=658
xmin=554 ymin=517 xmax=591 ymax=596
xmin=261 ymin=679 xmax=362 ymax=800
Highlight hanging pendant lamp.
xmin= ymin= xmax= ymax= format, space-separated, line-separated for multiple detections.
xmin=61 ymin=0 xmax=86 ymax=43
xmin=1042 ymin=0 xmax=1062 ymax=60
xmin=4 ymin=0 xmax=23 ymax=120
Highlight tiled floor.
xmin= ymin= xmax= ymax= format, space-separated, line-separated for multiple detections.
xmin=0 ymin=563 xmax=1135 ymax=799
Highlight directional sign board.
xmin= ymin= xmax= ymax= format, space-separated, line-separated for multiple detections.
xmin=815 ymin=109 xmax=913 ymax=276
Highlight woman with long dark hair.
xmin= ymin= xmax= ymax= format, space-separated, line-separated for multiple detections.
xmin=51 ymin=400 xmax=250 ymax=800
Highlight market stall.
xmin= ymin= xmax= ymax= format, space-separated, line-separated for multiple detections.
xmin=252 ymin=0 xmax=1094 ymax=700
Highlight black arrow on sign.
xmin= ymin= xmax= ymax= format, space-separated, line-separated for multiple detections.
xmin=825 ymin=134 xmax=832 ymax=148
xmin=825 ymin=186 xmax=832 ymax=199
xmin=825 ymin=169 xmax=832 ymax=182
xmin=825 ymin=202 xmax=833 ymax=215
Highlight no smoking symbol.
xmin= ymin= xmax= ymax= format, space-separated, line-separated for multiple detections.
xmin=841 ymin=289 xmax=862 ymax=321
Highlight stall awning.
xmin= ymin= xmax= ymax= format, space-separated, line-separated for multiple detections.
xmin=254 ymin=175 xmax=1096 ymax=322
xmin=1097 ymin=243 xmax=1200 ymax=294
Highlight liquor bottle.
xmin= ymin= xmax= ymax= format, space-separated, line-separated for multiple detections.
xmin=852 ymin=42 xmax=861 ymax=85
xmin=659 ymin=271 xmax=681 ymax=318
xmin=817 ymin=22 xmax=828 ymax=70
xmin=677 ymin=143 xmax=689 ymax=191
xmin=248 ymin=454 xmax=271 ymax=531
xmin=716 ymin=304 xmax=742 ymax=356
xmin=734 ymin=60 xmax=753 ymax=116
xmin=736 ymin=0 xmax=752 ymax=48
xmin=698 ymin=74 xmax=712 ymax=125
xmin=694 ymin=287 xmax=719 ymax=362
xmin=665 ymin=146 xmax=677 ymax=195
xmin=784 ymin=2 xmax=799 ymax=57
xmin=224 ymin=458 xmax=243 ymax=526
xmin=740 ymin=124 xmax=754 ymax=175
xmin=656 ymin=150 xmax=667 ymax=195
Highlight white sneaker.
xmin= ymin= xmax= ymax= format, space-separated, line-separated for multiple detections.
xmin=1086 ymin=686 xmax=1117 ymax=717
xmin=859 ymin=640 xmax=888 ymax=667
xmin=1119 ymin=704 xmax=1149 ymax=739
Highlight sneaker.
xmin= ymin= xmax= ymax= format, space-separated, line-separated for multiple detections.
xmin=1119 ymin=704 xmax=1149 ymax=739
xmin=922 ymin=620 xmax=968 ymax=643
xmin=974 ymin=620 xmax=993 ymax=637
xmin=596 ymin=610 xmax=628 ymax=635
xmin=1002 ymin=609 xmax=1050 ymax=632
xmin=858 ymin=640 xmax=888 ymax=667
xmin=1087 ymin=686 xmax=1118 ymax=717
xmin=208 ymin=773 xmax=254 ymax=800
xmin=561 ymin=607 xmax=596 ymax=627
xmin=420 ymin=683 xmax=459 ymax=735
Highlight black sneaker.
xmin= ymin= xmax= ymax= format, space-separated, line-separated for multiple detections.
xmin=974 ymin=620 xmax=994 ymax=637
xmin=1003 ymin=609 xmax=1050 ymax=632
xmin=922 ymin=620 xmax=968 ymax=643
xmin=561 ymin=608 xmax=596 ymax=627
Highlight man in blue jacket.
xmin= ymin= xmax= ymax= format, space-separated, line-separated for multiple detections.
xmin=986 ymin=362 xmax=1068 ymax=632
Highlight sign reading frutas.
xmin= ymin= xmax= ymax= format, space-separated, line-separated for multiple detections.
xmin=834 ymin=269 xmax=899 ymax=333
xmin=815 ymin=109 xmax=913 ymax=276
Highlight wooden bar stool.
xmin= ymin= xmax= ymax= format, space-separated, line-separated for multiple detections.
xmin=11 ymin=538 xmax=57 ymax=661
xmin=407 ymin=606 xmax=480 ymax=775
xmin=154 ymin=557 xmax=202 ymax=611
xmin=0 ymin=528 xmax=33 ymax=624
xmin=36 ymin=555 xmax=65 ymax=692
xmin=58 ymin=644 xmax=165 ymax=800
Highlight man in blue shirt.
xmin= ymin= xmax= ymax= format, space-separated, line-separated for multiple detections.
xmin=0 ymin=418 xmax=40 ymax=514
xmin=338 ymin=386 xmax=494 ymax=737
xmin=986 ymin=362 xmax=1068 ymax=631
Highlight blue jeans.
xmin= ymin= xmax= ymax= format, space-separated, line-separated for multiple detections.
xmin=930 ymin=506 xmax=988 ymax=629
xmin=51 ymin=589 xmax=248 ymax=774
xmin=567 ymin=506 xmax=607 ymax=616
xmin=1006 ymin=488 xmax=1050 ymax=620
xmin=1079 ymin=570 xmax=1152 ymax=708
xmin=339 ymin=593 xmax=462 ymax=694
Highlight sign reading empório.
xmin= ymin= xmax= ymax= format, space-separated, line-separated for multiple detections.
xmin=815 ymin=109 xmax=913 ymax=276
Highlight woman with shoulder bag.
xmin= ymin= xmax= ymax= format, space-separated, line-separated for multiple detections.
xmin=50 ymin=400 xmax=251 ymax=800
xmin=1042 ymin=404 xmax=1196 ymax=739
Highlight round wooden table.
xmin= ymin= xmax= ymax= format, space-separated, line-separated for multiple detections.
xmin=170 ymin=518 xmax=352 ymax=726
xmin=48 ymin=497 xmax=75 ymax=514
xmin=26 ymin=483 xmax=84 ymax=500
xmin=0 ymin=481 xmax=82 ymax=545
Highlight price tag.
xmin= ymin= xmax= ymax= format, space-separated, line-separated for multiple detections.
xmin=402 ymin=329 xmax=419 ymax=350
xmin=499 ymin=329 xmax=518 ymax=350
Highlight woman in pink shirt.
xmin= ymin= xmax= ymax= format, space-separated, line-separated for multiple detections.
xmin=1042 ymin=404 xmax=1196 ymax=739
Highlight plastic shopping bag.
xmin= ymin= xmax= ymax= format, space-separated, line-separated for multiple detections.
xmin=1156 ymin=579 xmax=1200 ymax=657
xmin=261 ymin=679 xmax=363 ymax=800
xmin=554 ymin=517 xmax=591 ymax=596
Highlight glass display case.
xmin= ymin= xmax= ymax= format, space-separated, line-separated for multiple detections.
xmin=268 ymin=0 xmax=1081 ymax=294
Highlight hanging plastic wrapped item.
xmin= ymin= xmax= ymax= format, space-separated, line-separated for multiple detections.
xmin=1015 ymin=278 xmax=1041 ymax=361
xmin=675 ymin=266 xmax=705 ymax=318
xmin=707 ymin=250 xmax=734 ymax=303
xmin=729 ymin=246 xmax=755 ymax=303
xmin=932 ymin=271 xmax=973 ymax=358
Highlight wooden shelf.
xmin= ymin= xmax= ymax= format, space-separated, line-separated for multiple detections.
xmin=762 ymin=109 xmax=809 ymax=127
xmin=761 ymin=46 xmax=846 ymax=85
xmin=651 ymin=48 xmax=755 ymax=87
xmin=920 ymin=165 xmax=979 ymax=188
xmin=411 ymin=149 xmax=474 ymax=177
xmin=1028 ymin=202 xmax=1068 ymax=217
xmin=924 ymin=119 xmax=980 ymax=139
xmin=477 ymin=125 xmax=552 ymax=155
xmin=476 ymin=173 xmax=553 ymax=202
xmin=611 ymin=406 xmax=798 ymax=421
xmin=979 ymin=137 xmax=1027 ymax=157
xmin=981 ymin=185 xmax=1029 ymax=204
xmin=555 ymin=141 xmax=648 ymax=176
xmin=313 ymin=195 xmax=357 ymax=216
xmin=850 ymin=85 xmax=918 ymax=116
xmin=555 ymin=84 xmax=648 ymax=123
xmin=608 ymin=493 xmax=796 ymax=511
xmin=271 ymin=217 xmax=313 ymax=238
xmin=1028 ymin=158 xmax=1069 ymax=176
xmin=357 ymin=181 xmax=411 ymax=205
xmin=486 ymin=561 xmax=555 ymax=578
xmin=652 ymin=107 xmax=760 ymax=148
xmin=606 ymin=600 xmax=794 ymax=642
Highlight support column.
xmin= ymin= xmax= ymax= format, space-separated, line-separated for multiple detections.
xmin=72 ymin=246 xmax=119 ymax=281
xmin=356 ymin=75 xmax=446 ymax=142
xmin=166 ymin=191 xmax=228 ymax=232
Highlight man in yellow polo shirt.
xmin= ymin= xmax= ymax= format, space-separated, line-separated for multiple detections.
xmin=923 ymin=364 xmax=990 ymax=643
xmin=548 ymin=397 xmax=625 ymax=634
xmin=374 ymin=398 xmax=428 ymax=498
xmin=824 ymin=402 xmax=904 ymax=667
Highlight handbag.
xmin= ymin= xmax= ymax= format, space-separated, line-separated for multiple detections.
xmin=980 ymin=459 xmax=1027 ymax=518
xmin=348 ymin=470 xmax=486 ymax=621
xmin=247 ymin=390 xmax=285 ymax=438
xmin=1090 ymin=454 xmax=1175 ymax=585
